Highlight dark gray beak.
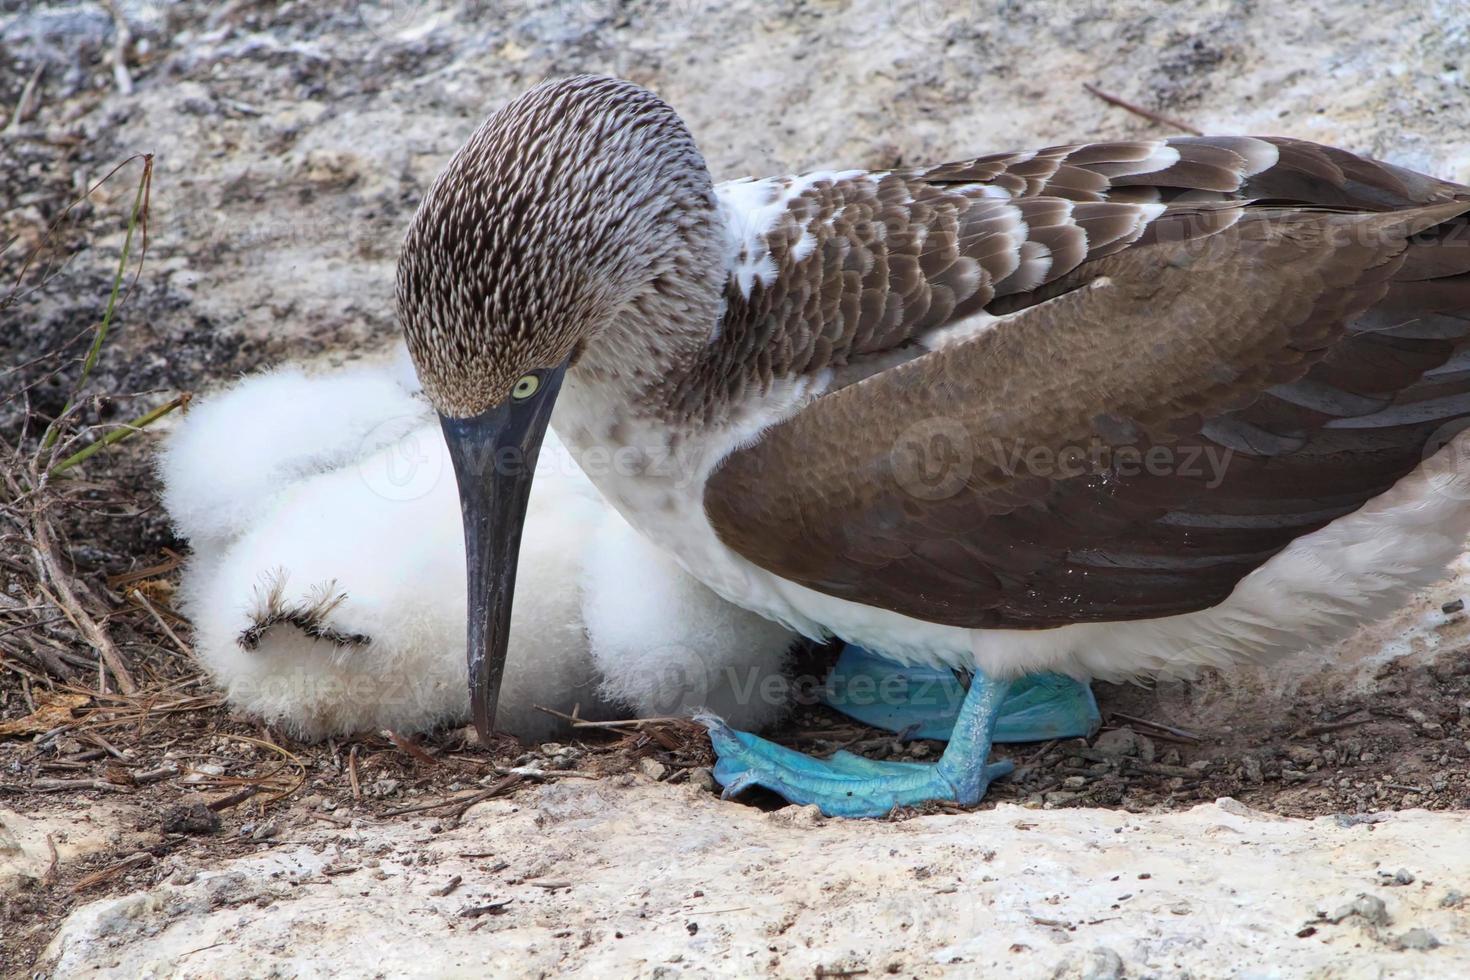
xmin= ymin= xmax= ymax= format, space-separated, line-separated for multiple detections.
xmin=439 ymin=364 xmax=566 ymax=743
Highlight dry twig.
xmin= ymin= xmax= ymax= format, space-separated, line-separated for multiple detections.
xmin=1083 ymin=83 xmax=1204 ymax=135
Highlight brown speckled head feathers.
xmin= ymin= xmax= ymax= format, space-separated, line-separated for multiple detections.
xmin=397 ymin=74 xmax=723 ymax=418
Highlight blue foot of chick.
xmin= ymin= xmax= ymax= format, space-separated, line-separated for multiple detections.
xmin=821 ymin=645 xmax=1101 ymax=743
xmin=704 ymin=646 xmax=1099 ymax=817
xmin=703 ymin=664 xmax=1017 ymax=818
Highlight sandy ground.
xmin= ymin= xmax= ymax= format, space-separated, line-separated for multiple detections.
xmin=6 ymin=0 xmax=1470 ymax=976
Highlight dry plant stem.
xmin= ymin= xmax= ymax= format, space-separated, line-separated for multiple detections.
xmin=72 ymin=852 xmax=152 ymax=893
xmin=348 ymin=745 xmax=362 ymax=800
xmin=103 ymin=0 xmax=134 ymax=95
xmin=31 ymin=514 xmax=137 ymax=693
xmin=1082 ymin=83 xmax=1204 ymax=135
xmin=384 ymin=729 xmax=438 ymax=766
xmin=532 ymin=703 xmax=687 ymax=729
xmin=4 ymin=154 xmax=151 ymax=317
xmin=2 ymin=65 xmax=42 ymax=136
xmin=43 ymin=154 xmax=152 ymax=450
xmin=50 ymin=393 xmax=190 ymax=474
xmin=129 ymin=587 xmax=192 ymax=660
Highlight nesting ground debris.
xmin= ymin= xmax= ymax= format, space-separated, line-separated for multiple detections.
xmin=7 ymin=0 xmax=1470 ymax=972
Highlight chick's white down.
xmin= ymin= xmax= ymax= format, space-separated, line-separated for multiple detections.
xmin=158 ymin=349 xmax=797 ymax=742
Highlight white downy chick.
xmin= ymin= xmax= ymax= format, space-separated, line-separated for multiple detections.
xmin=162 ymin=352 xmax=798 ymax=741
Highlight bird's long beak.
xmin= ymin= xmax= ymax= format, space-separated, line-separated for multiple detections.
xmin=439 ymin=365 xmax=566 ymax=743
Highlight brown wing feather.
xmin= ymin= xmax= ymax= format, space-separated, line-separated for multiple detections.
xmin=704 ymin=199 xmax=1470 ymax=628
xmin=692 ymin=138 xmax=1465 ymax=415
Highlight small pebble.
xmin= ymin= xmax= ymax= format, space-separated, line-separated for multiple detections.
xmin=1326 ymin=893 xmax=1390 ymax=927
xmin=1393 ymin=928 xmax=1441 ymax=951
xmin=688 ymin=767 xmax=716 ymax=793
xmin=161 ymin=803 xmax=220 ymax=836
xmin=1092 ymin=728 xmax=1154 ymax=762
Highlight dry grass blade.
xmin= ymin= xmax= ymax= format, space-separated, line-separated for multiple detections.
xmin=1082 ymin=83 xmax=1204 ymax=135
xmin=29 ymin=513 xmax=136 ymax=693
xmin=71 ymin=852 xmax=152 ymax=893
xmin=384 ymin=729 xmax=438 ymax=766
xmin=41 ymin=154 xmax=153 ymax=452
xmin=49 ymin=392 xmax=191 ymax=474
xmin=204 ymin=733 xmax=307 ymax=804
xmin=382 ymin=772 xmax=525 ymax=821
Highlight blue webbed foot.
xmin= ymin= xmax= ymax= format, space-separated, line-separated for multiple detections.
xmin=822 ymin=645 xmax=1100 ymax=743
xmin=703 ymin=672 xmax=1015 ymax=818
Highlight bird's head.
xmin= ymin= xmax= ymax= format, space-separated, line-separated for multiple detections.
xmin=396 ymin=74 xmax=718 ymax=741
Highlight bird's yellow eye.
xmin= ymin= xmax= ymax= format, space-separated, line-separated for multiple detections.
xmin=511 ymin=374 xmax=540 ymax=400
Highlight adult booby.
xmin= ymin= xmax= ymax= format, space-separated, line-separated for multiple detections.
xmin=398 ymin=74 xmax=1470 ymax=816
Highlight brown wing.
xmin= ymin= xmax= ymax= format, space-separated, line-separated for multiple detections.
xmin=690 ymin=137 xmax=1467 ymax=408
xmin=703 ymin=178 xmax=1470 ymax=629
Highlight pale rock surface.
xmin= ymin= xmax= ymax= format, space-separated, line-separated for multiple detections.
xmin=0 ymin=803 xmax=147 ymax=896
xmin=35 ymin=784 xmax=1470 ymax=977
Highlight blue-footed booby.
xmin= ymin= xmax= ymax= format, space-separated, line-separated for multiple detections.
xmin=398 ymin=74 xmax=1470 ymax=817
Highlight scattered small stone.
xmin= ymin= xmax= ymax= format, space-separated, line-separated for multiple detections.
xmin=1325 ymin=893 xmax=1390 ymax=927
xmin=161 ymin=803 xmax=220 ymax=836
xmin=1092 ymin=728 xmax=1154 ymax=762
xmin=545 ymin=745 xmax=585 ymax=770
xmin=637 ymin=758 xmax=668 ymax=781
xmin=1285 ymin=745 xmax=1322 ymax=766
xmin=1391 ymin=928 xmax=1440 ymax=951
xmin=687 ymin=767 xmax=716 ymax=793
xmin=1440 ymin=889 xmax=1465 ymax=908
xmin=1333 ymin=812 xmax=1392 ymax=828
xmin=1062 ymin=776 xmax=1088 ymax=790
xmin=766 ymin=804 xmax=824 ymax=827
xmin=1054 ymin=945 xmax=1125 ymax=980
xmin=459 ymin=899 xmax=513 ymax=918
xmin=1443 ymin=598 xmax=1464 ymax=614
xmin=1377 ymin=869 xmax=1415 ymax=886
